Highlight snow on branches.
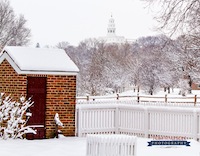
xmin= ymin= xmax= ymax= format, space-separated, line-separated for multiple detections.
xmin=0 ymin=94 xmax=36 ymax=139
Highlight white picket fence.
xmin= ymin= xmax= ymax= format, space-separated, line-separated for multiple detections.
xmin=76 ymin=104 xmax=200 ymax=141
xmin=86 ymin=134 xmax=137 ymax=156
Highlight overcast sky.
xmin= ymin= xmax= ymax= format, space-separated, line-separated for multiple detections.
xmin=9 ymin=0 xmax=159 ymax=47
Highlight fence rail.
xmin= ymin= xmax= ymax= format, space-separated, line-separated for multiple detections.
xmin=76 ymin=104 xmax=200 ymax=141
xmin=77 ymin=94 xmax=199 ymax=106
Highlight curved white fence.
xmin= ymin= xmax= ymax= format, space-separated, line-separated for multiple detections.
xmin=76 ymin=104 xmax=200 ymax=141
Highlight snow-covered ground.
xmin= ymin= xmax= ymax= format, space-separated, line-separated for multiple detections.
xmin=2 ymin=88 xmax=200 ymax=156
xmin=1 ymin=136 xmax=200 ymax=156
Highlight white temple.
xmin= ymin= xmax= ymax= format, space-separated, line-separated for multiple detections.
xmin=99 ymin=15 xmax=127 ymax=44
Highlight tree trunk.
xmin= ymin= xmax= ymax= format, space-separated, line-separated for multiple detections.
xmin=149 ymin=86 xmax=153 ymax=95
xmin=167 ymin=87 xmax=170 ymax=94
xmin=188 ymin=75 xmax=192 ymax=94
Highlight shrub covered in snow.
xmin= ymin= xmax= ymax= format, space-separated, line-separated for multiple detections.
xmin=54 ymin=113 xmax=64 ymax=138
xmin=54 ymin=113 xmax=64 ymax=127
xmin=0 ymin=94 xmax=36 ymax=139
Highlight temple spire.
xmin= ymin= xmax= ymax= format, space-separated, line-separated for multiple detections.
xmin=107 ymin=14 xmax=116 ymax=37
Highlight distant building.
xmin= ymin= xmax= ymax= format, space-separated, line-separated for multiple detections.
xmin=99 ymin=15 xmax=134 ymax=44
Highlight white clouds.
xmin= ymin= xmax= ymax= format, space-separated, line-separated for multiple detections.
xmin=9 ymin=0 xmax=159 ymax=47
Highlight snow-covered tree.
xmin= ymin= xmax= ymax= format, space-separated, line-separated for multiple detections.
xmin=178 ymin=79 xmax=190 ymax=96
xmin=59 ymin=34 xmax=200 ymax=96
xmin=105 ymin=43 xmax=133 ymax=93
xmin=56 ymin=41 xmax=70 ymax=51
xmin=86 ymin=41 xmax=109 ymax=95
xmin=0 ymin=94 xmax=35 ymax=139
xmin=138 ymin=58 xmax=160 ymax=95
xmin=173 ymin=35 xmax=200 ymax=93
xmin=133 ymin=35 xmax=177 ymax=94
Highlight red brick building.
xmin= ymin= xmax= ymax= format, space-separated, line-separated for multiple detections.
xmin=192 ymin=83 xmax=200 ymax=90
xmin=0 ymin=46 xmax=79 ymax=139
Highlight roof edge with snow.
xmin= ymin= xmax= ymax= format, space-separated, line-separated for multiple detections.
xmin=0 ymin=47 xmax=79 ymax=76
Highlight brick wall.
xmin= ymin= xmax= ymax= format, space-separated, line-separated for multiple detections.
xmin=0 ymin=60 xmax=27 ymax=98
xmin=46 ymin=75 xmax=77 ymax=138
xmin=0 ymin=59 xmax=77 ymax=138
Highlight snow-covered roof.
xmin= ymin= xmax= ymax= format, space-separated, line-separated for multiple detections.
xmin=0 ymin=46 xmax=79 ymax=75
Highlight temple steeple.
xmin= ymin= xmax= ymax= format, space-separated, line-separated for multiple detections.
xmin=98 ymin=15 xmax=128 ymax=44
xmin=107 ymin=15 xmax=116 ymax=37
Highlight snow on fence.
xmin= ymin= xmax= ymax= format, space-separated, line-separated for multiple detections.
xmin=86 ymin=134 xmax=137 ymax=156
xmin=77 ymin=99 xmax=200 ymax=107
xmin=77 ymin=94 xmax=200 ymax=106
xmin=76 ymin=104 xmax=200 ymax=141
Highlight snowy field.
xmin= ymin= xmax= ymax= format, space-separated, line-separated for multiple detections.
xmin=1 ymin=136 xmax=200 ymax=156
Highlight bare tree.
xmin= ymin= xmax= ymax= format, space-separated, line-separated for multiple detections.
xmin=56 ymin=41 xmax=69 ymax=50
xmin=152 ymin=1 xmax=200 ymax=36
xmin=0 ymin=0 xmax=31 ymax=48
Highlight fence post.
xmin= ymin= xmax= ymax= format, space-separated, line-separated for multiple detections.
xmin=137 ymin=95 xmax=140 ymax=103
xmin=137 ymin=86 xmax=140 ymax=103
xmin=115 ymin=106 xmax=119 ymax=134
xmin=194 ymin=95 xmax=197 ymax=106
xmin=87 ymin=95 xmax=89 ymax=101
xmin=193 ymin=110 xmax=197 ymax=140
xmin=75 ymin=106 xmax=78 ymax=136
xmin=144 ymin=108 xmax=149 ymax=138
xmin=165 ymin=94 xmax=167 ymax=103
xmin=117 ymin=94 xmax=119 ymax=100
xmin=77 ymin=107 xmax=82 ymax=137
